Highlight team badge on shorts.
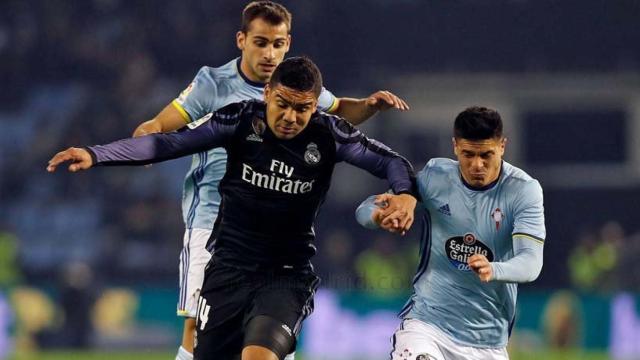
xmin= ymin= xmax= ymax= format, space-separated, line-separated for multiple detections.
xmin=304 ymin=142 xmax=321 ymax=165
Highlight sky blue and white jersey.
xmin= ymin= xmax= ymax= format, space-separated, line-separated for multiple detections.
xmin=173 ymin=58 xmax=338 ymax=229
xmin=401 ymin=158 xmax=545 ymax=348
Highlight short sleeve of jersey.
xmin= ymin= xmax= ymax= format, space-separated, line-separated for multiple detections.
xmin=416 ymin=159 xmax=436 ymax=203
xmin=173 ymin=66 xmax=218 ymax=123
xmin=317 ymin=86 xmax=338 ymax=113
xmin=512 ymin=180 xmax=546 ymax=242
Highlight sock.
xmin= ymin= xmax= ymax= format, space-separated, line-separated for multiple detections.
xmin=176 ymin=346 xmax=193 ymax=360
xmin=284 ymin=352 xmax=295 ymax=360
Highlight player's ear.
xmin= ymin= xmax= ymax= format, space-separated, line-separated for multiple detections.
xmin=263 ymin=83 xmax=271 ymax=102
xmin=452 ymin=137 xmax=459 ymax=156
xmin=285 ymin=34 xmax=292 ymax=52
xmin=236 ymin=31 xmax=246 ymax=51
xmin=499 ymin=137 xmax=507 ymax=155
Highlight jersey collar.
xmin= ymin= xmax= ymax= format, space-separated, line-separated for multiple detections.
xmin=237 ymin=58 xmax=266 ymax=89
xmin=460 ymin=161 xmax=503 ymax=192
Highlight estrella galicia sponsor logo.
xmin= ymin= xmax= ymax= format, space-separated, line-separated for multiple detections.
xmin=304 ymin=142 xmax=321 ymax=165
xmin=445 ymin=233 xmax=494 ymax=271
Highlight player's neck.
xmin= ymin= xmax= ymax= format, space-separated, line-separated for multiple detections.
xmin=238 ymin=58 xmax=267 ymax=87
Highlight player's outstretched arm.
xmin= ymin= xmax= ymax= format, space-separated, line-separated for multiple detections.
xmin=133 ymin=103 xmax=190 ymax=137
xmin=47 ymin=147 xmax=93 ymax=173
xmin=355 ymin=193 xmax=417 ymax=235
xmin=331 ymin=90 xmax=410 ymax=126
xmin=468 ymin=236 xmax=544 ymax=283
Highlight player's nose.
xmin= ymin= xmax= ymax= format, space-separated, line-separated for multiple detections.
xmin=264 ymin=45 xmax=275 ymax=61
xmin=282 ymin=108 xmax=296 ymax=123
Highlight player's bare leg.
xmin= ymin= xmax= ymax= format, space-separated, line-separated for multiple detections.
xmin=175 ymin=318 xmax=196 ymax=360
xmin=242 ymin=345 xmax=279 ymax=360
xmin=183 ymin=318 xmax=197 ymax=351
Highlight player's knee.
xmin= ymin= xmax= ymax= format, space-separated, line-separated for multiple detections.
xmin=243 ymin=315 xmax=295 ymax=360
xmin=242 ymin=345 xmax=279 ymax=360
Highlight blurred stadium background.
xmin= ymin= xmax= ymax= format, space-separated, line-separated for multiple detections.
xmin=1 ymin=0 xmax=640 ymax=359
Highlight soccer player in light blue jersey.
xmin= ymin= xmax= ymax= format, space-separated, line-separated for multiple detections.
xmin=356 ymin=106 xmax=545 ymax=360
xmin=130 ymin=2 xmax=409 ymax=359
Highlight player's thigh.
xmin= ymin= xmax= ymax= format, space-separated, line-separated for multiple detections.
xmin=243 ymin=315 xmax=293 ymax=360
xmin=193 ymin=262 xmax=250 ymax=359
xmin=447 ymin=344 xmax=509 ymax=360
xmin=246 ymin=270 xmax=320 ymax=353
xmin=390 ymin=319 xmax=445 ymax=360
xmin=178 ymin=228 xmax=213 ymax=318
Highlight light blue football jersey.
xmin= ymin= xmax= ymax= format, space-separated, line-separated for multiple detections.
xmin=173 ymin=58 xmax=338 ymax=229
xmin=400 ymin=158 xmax=545 ymax=348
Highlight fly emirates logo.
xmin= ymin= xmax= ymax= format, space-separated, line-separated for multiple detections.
xmin=241 ymin=159 xmax=314 ymax=194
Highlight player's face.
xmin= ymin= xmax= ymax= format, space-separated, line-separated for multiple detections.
xmin=264 ymin=83 xmax=318 ymax=140
xmin=453 ymin=137 xmax=506 ymax=188
xmin=237 ymin=18 xmax=291 ymax=83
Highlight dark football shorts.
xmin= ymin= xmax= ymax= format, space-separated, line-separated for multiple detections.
xmin=193 ymin=260 xmax=320 ymax=360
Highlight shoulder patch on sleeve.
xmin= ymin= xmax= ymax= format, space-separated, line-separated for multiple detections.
xmin=187 ymin=113 xmax=213 ymax=129
xmin=176 ymin=80 xmax=195 ymax=105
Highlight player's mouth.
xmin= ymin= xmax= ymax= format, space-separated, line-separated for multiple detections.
xmin=277 ymin=126 xmax=296 ymax=135
xmin=259 ymin=63 xmax=276 ymax=72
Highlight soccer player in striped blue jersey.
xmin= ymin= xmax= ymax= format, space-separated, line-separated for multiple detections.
xmin=356 ymin=106 xmax=545 ymax=360
xmin=130 ymin=2 xmax=409 ymax=359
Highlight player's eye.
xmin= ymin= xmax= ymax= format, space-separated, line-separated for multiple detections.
xmin=277 ymin=101 xmax=288 ymax=109
xmin=254 ymin=41 xmax=267 ymax=47
xmin=274 ymin=41 xmax=285 ymax=48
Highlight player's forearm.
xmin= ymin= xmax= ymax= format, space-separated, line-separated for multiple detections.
xmin=356 ymin=195 xmax=380 ymax=229
xmin=133 ymin=103 xmax=191 ymax=137
xmin=332 ymin=98 xmax=376 ymax=125
xmin=89 ymin=126 xmax=217 ymax=166
xmin=491 ymin=237 xmax=544 ymax=283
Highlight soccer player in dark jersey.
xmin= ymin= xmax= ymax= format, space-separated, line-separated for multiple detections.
xmin=133 ymin=3 xmax=409 ymax=357
xmin=47 ymin=56 xmax=418 ymax=360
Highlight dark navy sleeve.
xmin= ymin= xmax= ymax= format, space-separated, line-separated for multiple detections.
xmin=330 ymin=116 xmax=416 ymax=195
xmin=87 ymin=102 xmax=249 ymax=166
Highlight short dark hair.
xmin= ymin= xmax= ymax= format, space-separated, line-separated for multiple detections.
xmin=241 ymin=1 xmax=292 ymax=33
xmin=269 ymin=56 xmax=323 ymax=97
xmin=454 ymin=106 xmax=503 ymax=140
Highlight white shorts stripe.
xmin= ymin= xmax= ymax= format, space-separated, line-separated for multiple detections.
xmin=177 ymin=228 xmax=212 ymax=318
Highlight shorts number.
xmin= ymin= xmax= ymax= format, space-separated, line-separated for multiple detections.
xmin=196 ymin=296 xmax=211 ymax=331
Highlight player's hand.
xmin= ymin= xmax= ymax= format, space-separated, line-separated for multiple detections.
xmin=47 ymin=147 xmax=93 ymax=173
xmin=365 ymin=90 xmax=410 ymax=112
xmin=468 ymin=254 xmax=493 ymax=282
xmin=376 ymin=193 xmax=417 ymax=235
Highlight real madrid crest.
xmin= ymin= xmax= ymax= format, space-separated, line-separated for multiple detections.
xmin=491 ymin=208 xmax=503 ymax=231
xmin=304 ymin=142 xmax=321 ymax=165
xmin=251 ymin=116 xmax=266 ymax=136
